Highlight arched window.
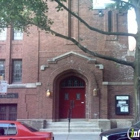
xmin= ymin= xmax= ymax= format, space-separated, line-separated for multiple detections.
xmin=108 ymin=11 xmax=112 ymax=32
xmin=60 ymin=76 xmax=85 ymax=88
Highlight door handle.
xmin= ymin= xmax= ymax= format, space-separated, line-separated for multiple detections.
xmin=81 ymin=102 xmax=84 ymax=104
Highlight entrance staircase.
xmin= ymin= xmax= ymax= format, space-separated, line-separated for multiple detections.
xmin=40 ymin=119 xmax=102 ymax=134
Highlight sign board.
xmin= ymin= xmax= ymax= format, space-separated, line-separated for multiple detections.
xmin=115 ymin=95 xmax=130 ymax=115
xmin=0 ymin=80 xmax=7 ymax=94
xmin=0 ymin=93 xmax=18 ymax=98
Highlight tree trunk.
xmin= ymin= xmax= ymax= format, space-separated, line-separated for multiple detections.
xmin=134 ymin=30 xmax=140 ymax=122
xmin=134 ymin=5 xmax=140 ymax=122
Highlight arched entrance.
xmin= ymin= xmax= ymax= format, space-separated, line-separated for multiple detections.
xmin=59 ymin=76 xmax=85 ymax=118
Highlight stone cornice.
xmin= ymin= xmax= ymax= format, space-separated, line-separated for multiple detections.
xmin=47 ymin=51 xmax=96 ymax=64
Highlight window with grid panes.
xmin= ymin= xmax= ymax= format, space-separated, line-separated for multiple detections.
xmin=12 ymin=60 xmax=22 ymax=82
xmin=0 ymin=60 xmax=5 ymax=79
xmin=61 ymin=76 xmax=85 ymax=88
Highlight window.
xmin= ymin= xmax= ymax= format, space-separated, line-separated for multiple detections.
xmin=0 ymin=104 xmax=17 ymax=120
xmin=64 ymin=93 xmax=69 ymax=100
xmin=68 ymin=0 xmax=74 ymax=37
xmin=12 ymin=60 xmax=22 ymax=83
xmin=61 ymin=76 xmax=85 ymax=88
xmin=108 ymin=11 xmax=112 ymax=32
xmin=0 ymin=28 xmax=7 ymax=40
xmin=76 ymin=93 xmax=81 ymax=100
xmin=106 ymin=11 xmax=118 ymax=41
xmin=0 ymin=60 xmax=5 ymax=79
xmin=0 ymin=123 xmax=17 ymax=135
xmin=13 ymin=29 xmax=23 ymax=40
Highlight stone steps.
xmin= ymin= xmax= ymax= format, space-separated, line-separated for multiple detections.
xmin=40 ymin=120 xmax=102 ymax=133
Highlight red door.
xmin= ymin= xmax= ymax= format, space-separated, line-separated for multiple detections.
xmin=59 ymin=76 xmax=85 ymax=118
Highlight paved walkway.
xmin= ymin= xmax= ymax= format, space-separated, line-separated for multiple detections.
xmin=54 ymin=132 xmax=100 ymax=140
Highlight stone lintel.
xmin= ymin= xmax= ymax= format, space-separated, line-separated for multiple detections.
xmin=8 ymin=82 xmax=42 ymax=89
xmin=102 ymin=82 xmax=133 ymax=86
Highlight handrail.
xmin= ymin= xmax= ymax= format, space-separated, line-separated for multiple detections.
xmin=68 ymin=100 xmax=74 ymax=132
xmin=68 ymin=108 xmax=72 ymax=132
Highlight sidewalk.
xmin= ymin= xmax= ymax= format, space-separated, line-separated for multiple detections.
xmin=54 ymin=132 xmax=100 ymax=140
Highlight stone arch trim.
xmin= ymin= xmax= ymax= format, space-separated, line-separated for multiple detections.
xmin=47 ymin=51 xmax=96 ymax=64
xmin=46 ymin=64 xmax=97 ymax=89
xmin=47 ymin=64 xmax=101 ymax=121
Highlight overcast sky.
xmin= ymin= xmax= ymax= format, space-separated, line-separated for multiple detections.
xmin=128 ymin=9 xmax=137 ymax=51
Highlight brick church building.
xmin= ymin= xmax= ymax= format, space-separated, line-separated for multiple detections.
xmin=0 ymin=0 xmax=134 ymax=129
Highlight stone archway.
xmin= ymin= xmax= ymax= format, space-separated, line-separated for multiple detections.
xmin=44 ymin=57 xmax=103 ymax=121
xmin=43 ymin=51 xmax=104 ymax=121
xmin=52 ymin=70 xmax=88 ymax=121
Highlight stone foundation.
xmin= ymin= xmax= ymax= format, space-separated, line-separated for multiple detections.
xmin=110 ymin=119 xmax=134 ymax=129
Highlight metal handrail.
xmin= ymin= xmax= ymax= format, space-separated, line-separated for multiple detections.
xmin=68 ymin=100 xmax=74 ymax=132
xmin=68 ymin=108 xmax=72 ymax=132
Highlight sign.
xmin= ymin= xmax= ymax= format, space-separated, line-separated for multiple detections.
xmin=0 ymin=80 xmax=7 ymax=94
xmin=115 ymin=95 xmax=130 ymax=115
xmin=0 ymin=93 xmax=18 ymax=98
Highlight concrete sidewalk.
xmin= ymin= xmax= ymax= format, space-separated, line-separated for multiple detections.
xmin=54 ymin=132 xmax=100 ymax=140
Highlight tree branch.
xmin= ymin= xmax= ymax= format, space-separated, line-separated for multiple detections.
xmin=119 ymin=0 xmax=137 ymax=10
xmin=55 ymin=0 xmax=136 ymax=38
xmin=131 ymin=0 xmax=140 ymax=14
xmin=49 ymin=29 xmax=135 ymax=68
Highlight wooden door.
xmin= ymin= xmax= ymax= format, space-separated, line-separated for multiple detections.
xmin=59 ymin=76 xmax=85 ymax=118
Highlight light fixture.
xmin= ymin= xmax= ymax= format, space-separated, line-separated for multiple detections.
xmin=46 ymin=89 xmax=51 ymax=97
xmin=98 ymin=10 xmax=104 ymax=17
xmin=0 ymin=76 xmax=3 ymax=80
xmin=93 ymin=88 xmax=98 ymax=97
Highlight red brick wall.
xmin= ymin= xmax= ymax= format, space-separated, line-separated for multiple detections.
xmin=0 ymin=0 xmax=134 ymax=120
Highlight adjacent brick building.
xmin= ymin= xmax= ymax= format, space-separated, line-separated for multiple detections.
xmin=0 ymin=0 xmax=134 ymax=128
